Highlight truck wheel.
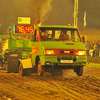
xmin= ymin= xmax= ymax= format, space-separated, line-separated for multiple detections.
xmin=37 ymin=60 xmax=45 ymax=76
xmin=19 ymin=64 xmax=25 ymax=76
xmin=75 ymin=66 xmax=83 ymax=76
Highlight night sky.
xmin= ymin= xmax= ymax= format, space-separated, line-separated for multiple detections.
xmin=0 ymin=0 xmax=100 ymax=34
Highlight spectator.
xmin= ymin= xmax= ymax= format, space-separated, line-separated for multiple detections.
xmin=98 ymin=41 xmax=100 ymax=49
xmin=93 ymin=41 xmax=97 ymax=57
xmin=97 ymin=41 xmax=100 ymax=57
xmin=85 ymin=41 xmax=91 ymax=58
xmin=89 ymin=41 xmax=94 ymax=57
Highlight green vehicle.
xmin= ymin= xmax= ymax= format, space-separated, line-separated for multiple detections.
xmin=24 ymin=25 xmax=87 ymax=76
xmin=0 ymin=25 xmax=33 ymax=76
xmin=0 ymin=24 xmax=87 ymax=76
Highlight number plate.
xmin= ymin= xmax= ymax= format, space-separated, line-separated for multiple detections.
xmin=61 ymin=60 xmax=73 ymax=63
xmin=64 ymin=51 xmax=70 ymax=53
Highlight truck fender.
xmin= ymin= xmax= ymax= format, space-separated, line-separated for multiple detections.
xmin=19 ymin=58 xmax=32 ymax=69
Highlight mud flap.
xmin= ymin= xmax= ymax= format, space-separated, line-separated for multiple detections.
xmin=20 ymin=58 xmax=32 ymax=69
xmin=7 ymin=52 xmax=22 ymax=72
xmin=19 ymin=59 xmax=32 ymax=76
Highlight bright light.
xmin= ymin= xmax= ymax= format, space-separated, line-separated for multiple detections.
xmin=44 ymin=50 xmax=55 ymax=55
xmin=78 ymin=51 xmax=86 ymax=56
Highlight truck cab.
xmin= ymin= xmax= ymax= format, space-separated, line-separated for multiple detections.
xmin=31 ymin=25 xmax=87 ymax=76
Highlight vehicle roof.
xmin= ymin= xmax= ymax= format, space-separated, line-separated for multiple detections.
xmin=34 ymin=25 xmax=77 ymax=29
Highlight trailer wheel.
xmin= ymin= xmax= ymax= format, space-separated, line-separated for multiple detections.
xmin=75 ymin=66 xmax=83 ymax=76
xmin=19 ymin=63 xmax=25 ymax=76
xmin=37 ymin=60 xmax=45 ymax=76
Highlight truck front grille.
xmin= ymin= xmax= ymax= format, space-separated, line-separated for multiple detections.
xmin=59 ymin=49 xmax=74 ymax=56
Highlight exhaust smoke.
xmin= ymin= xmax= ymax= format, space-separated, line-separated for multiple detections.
xmin=29 ymin=0 xmax=52 ymax=24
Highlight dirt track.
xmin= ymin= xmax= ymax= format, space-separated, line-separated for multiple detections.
xmin=0 ymin=64 xmax=100 ymax=100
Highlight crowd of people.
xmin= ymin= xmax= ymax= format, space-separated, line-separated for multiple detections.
xmin=85 ymin=40 xmax=100 ymax=58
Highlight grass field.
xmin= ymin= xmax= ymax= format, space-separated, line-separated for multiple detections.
xmin=87 ymin=57 xmax=100 ymax=64
xmin=87 ymin=57 xmax=100 ymax=61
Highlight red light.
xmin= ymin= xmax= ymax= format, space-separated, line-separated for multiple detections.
xmin=74 ymin=50 xmax=78 ymax=55
xmin=54 ymin=49 xmax=59 ymax=55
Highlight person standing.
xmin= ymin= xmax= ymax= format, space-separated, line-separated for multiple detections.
xmin=85 ymin=41 xmax=91 ymax=58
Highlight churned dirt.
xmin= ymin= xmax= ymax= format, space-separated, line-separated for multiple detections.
xmin=0 ymin=63 xmax=100 ymax=100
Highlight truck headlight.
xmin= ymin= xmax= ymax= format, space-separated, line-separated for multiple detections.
xmin=44 ymin=50 xmax=55 ymax=55
xmin=78 ymin=51 xmax=86 ymax=56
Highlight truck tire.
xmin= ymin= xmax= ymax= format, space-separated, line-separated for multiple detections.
xmin=37 ymin=60 xmax=45 ymax=76
xmin=19 ymin=63 xmax=26 ymax=76
xmin=75 ymin=66 xmax=83 ymax=76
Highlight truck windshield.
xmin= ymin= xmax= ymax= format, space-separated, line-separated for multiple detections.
xmin=39 ymin=28 xmax=81 ymax=42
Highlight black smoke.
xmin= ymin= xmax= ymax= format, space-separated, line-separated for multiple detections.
xmin=0 ymin=0 xmax=100 ymax=34
xmin=29 ymin=0 xmax=52 ymax=24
